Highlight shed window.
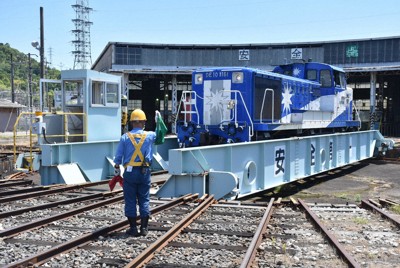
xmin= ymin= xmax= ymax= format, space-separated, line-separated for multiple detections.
xmin=115 ymin=46 xmax=142 ymax=65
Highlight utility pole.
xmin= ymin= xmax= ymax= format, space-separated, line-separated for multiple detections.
xmin=28 ymin=53 xmax=33 ymax=111
xmin=10 ymin=54 xmax=15 ymax=103
xmin=32 ymin=7 xmax=46 ymax=111
xmin=40 ymin=7 xmax=45 ymax=80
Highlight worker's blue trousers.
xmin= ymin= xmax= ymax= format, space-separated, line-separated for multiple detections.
xmin=122 ymin=167 xmax=151 ymax=218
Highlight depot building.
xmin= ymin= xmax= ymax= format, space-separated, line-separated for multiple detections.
xmin=92 ymin=36 xmax=400 ymax=136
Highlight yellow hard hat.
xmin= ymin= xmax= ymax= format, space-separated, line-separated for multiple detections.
xmin=130 ymin=109 xmax=147 ymax=121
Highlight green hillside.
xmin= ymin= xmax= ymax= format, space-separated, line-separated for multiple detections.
xmin=0 ymin=43 xmax=60 ymax=92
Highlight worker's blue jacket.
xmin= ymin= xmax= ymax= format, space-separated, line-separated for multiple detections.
xmin=114 ymin=119 xmax=166 ymax=219
xmin=114 ymin=128 xmax=156 ymax=168
xmin=114 ymin=128 xmax=156 ymax=218
xmin=114 ymin=113 xmax=167 ymax=219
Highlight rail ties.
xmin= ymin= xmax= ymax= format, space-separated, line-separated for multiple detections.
xmin=0 ymin=189 xmax=122 ymax=219
xmin=2 ymin=171 xmax=27 ymax=181
xmin=0 ymin=172 xmax=33 ymax=194
xmin=0 ymin=193 xmax=124 ymax=238
xmin=0 ymin=184 xmax=48 ymax=197
xmin=126 ymin=195 xmax=216 ymax=267
xmin=361 ymin=199 xmax=400 ymax=228
xmin=130 ymin=199 xmax=268 ymax=267
xmin=254 ymin=199 xmax=351 ymax=267
xmin=3 ymin=194 xmax=198 ymax=268
xmin=302 ymin=199 xmax=400 ymax=267
xmin=2 ymin=193 xmax=400 ymax=267
xmin=0 ymin=179 xmax=33 ymax=189
xmin=379 ymin=198 xmax=400 ymax=207
xmin=297 ymin=199 xmax=361 ymax=268
xmin=28 ymin=195 xmax=268 ymax=267
xmin=240 ymin=197 xmax=275 ymax=268
xmin=0 ymin=180 xmax=110 ymax=203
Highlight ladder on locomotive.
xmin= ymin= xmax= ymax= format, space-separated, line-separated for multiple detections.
xmin=176 ymin=91 xmax=200 ymax=125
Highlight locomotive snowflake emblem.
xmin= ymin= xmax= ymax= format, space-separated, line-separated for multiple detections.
xmin=206 ymin=89 xmax=230 ymax=111
xmin=205 ymin=88 xmax=231 ymax=124
xmin=282 ymin=83 xmax=293 ymax=115
xmin=293 ymin=67 xmax=301 ymax=77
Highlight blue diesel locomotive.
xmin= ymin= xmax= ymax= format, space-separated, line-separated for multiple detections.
xmin=176 ymin=62 xmax=361 ymax=147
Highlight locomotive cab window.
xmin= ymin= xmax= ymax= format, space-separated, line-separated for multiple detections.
xmin=320 ymin=70 xmax=332 ymax=88
xmin=306 ymin=70 xmax=317 ymax=81
xmin=254 ymin=76 xmax=281 ymax=121
xmin=333 ymin=70 xmax=346 ymax=89
xmin=284 ymin=70 xmax=292 ymax=76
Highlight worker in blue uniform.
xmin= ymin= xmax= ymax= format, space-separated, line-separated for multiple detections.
xmin=114 ymin=108 xmax=166 ymax=236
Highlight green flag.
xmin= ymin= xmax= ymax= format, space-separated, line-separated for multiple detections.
xmin=155 ymin=114 xmax=167 ymax=145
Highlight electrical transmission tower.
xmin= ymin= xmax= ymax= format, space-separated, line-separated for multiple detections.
xmin=71 ymin=0 xmax=93 ymax=69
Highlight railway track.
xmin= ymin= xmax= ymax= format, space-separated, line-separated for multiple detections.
xmin=312 ymin=198 xmax=400 ymax=267
xmin=1 ymin=178 xmax=399 ymax=267
xmin=255 ymin=198 xmax=400 ymax=267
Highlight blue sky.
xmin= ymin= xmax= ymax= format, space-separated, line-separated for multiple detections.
xmin=1 ymin=0 xmax=399 ymax=70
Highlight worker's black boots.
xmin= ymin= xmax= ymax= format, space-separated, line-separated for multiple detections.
xmin=126 ymin=217 xmax=140 ymax=237
xmin=126 ymin=217 xmax=149 ymax=237
xmin=140 ymin=216 xmax=149 ymax=236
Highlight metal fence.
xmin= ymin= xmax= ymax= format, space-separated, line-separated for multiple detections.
xmin=0 ymin=91 xmax=40 ymax=108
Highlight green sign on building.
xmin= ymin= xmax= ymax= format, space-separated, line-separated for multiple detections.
xmin=346 ymin=45 xmax=359 ymax=58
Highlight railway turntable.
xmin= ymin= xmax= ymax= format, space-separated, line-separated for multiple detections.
xmin=9 ymin=63 xmax=394 ymax=201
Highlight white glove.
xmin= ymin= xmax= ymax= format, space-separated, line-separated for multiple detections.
xmin=114 ymin=166 xmax=120 ymax=176
xmin=155 ymin=110 xmax=161 ymax=122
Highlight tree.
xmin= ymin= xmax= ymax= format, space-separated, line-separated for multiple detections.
xmin=0 ymin=43 xmax=61 ymax=93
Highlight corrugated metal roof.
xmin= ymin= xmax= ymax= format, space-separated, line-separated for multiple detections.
xmin=93 ymin=37 xmax=400 ymax=70
xmin=343 ymin=65 xmax=400 ymax=72
xmin=110 ymin=65 xmax=195 ymax=75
